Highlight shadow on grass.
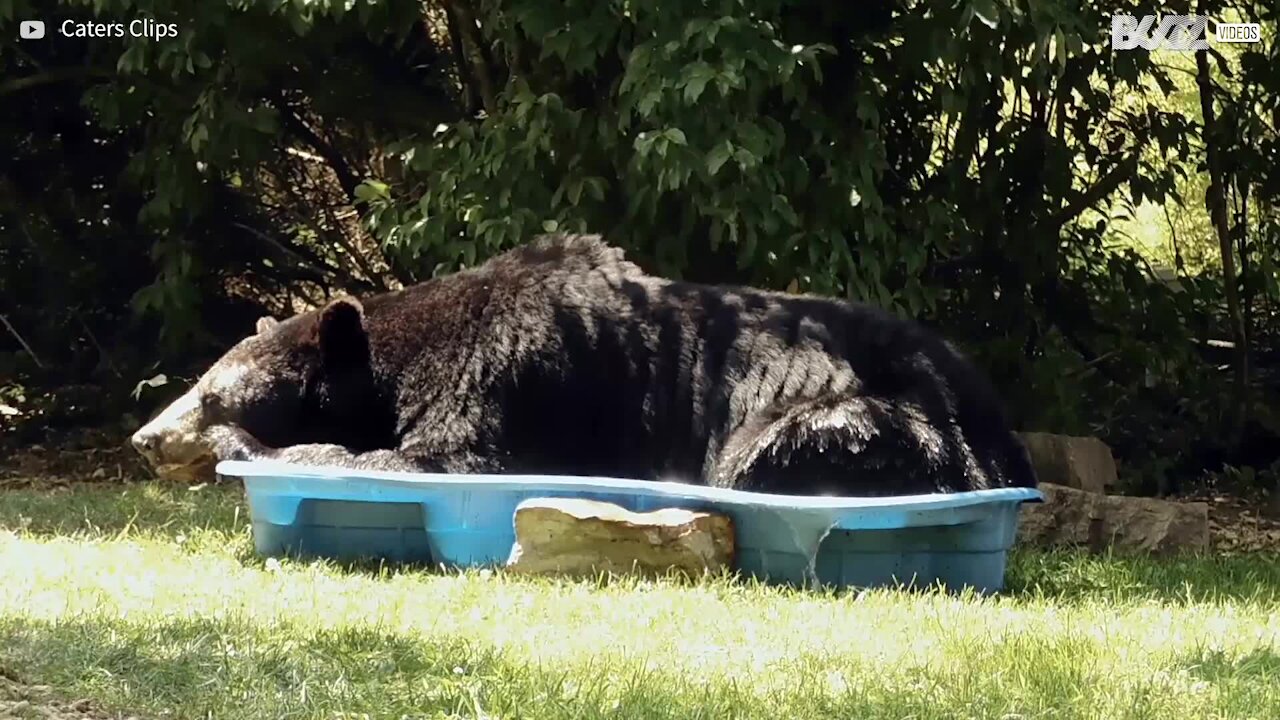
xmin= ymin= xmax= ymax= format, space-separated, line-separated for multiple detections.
xmin=0 ymin=480 xmax=244 ymax=541
xmin=1180 ymin=646 xmax=1280 ymax=682
xmin=1171 ymin=646 xmax=1280 ymax=717
xmin=5 ymin=482 xmax=1280 ymax=604
xmin=1003 ymin=548 xmax=1280 ymax=604
xmin=0 ymin=613 xmax=1169 ymax=720
xmin=0 ymin=615 xmax=778 ymax=720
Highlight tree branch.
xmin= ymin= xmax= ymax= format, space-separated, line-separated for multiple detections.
xmin=0 ymin=314 xmax=43 ymax=369
xmin=1032 ymin=154 xmax=1137 ymax=235
xmin=0 ymin=67 xmax=111 ymax=97
xmin=276 ymin=100 xmax=362 ymax=201
xmin=443 ymin=0 xmax=498 ymax=113
xmin=276 ymin=162 xmax=389 ymax=291
xmin=439 ymin=1 xmax=479 ymax=114
xmin=1196 ymin=41 xmax=1250 ymax=437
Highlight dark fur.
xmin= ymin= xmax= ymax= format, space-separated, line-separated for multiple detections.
xmin=198 ymin=234 xmax=1036 ymax=496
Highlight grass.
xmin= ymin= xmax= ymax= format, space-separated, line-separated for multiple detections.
xmin=2 ymin=483 xmax=1280 ymax=719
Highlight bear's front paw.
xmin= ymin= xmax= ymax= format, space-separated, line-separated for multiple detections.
xmin=203 ymin=424 xmax=267 ymax=462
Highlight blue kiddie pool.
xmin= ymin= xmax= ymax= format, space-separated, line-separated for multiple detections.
xmin=217 ymin=460 xmax=1043 ymax=592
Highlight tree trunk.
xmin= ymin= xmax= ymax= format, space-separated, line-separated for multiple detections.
xmin=1195 ymin=48 xmax=1250 ymax=441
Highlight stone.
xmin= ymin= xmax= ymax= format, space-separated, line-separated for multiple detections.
xmin=1018 ymin=432 xmax=1117 ymax=494
xmin=505 ymin=498 xmax=735 ymax=578
xmin=156 ymin=456 xmax=217 ymax=483
xmin=1018 ymin=482 xmax=1209 ymax=553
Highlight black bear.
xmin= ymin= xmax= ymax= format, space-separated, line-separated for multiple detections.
xmin=131 ymin=234 xmax=1036 ymax=496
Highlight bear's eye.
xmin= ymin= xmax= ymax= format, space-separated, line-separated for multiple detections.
xmin=199 ymin=393 xmax=226 ymax=420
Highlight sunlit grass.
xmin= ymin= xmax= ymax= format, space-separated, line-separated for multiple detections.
xmin=2 ymin=482 xmax=1279 ymax=719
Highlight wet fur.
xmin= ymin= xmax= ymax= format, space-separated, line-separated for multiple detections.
xmin=196 ymin=234 xmax=1036 ymax=496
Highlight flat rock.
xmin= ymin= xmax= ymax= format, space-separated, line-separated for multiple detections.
xmin=505 ymin=498 xmax=735 ymax=578
xmin=1018 ymin=432 xmax=1117 ymax=494
xmin=1018 ymin=482 xmax=1209 ymax=553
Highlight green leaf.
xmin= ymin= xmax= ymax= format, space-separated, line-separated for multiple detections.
xmin=706 ymin=141 xmax=734 ymax=176
xmin=1032 ymin=34 xmax=1049 ymax=65
xmin=189 ymin=124 xmax=208 ymax=153
xmin=971 ymin=0 xmax=999 ymax=29
xmin=682 ymin=62 xmax=716 ymax=104
xmin=773 ymin=196 xmax=799 ymax=227
xmin=684 ymin=75 xmax=710 ymax=104
xmin=354 ymin=180 xmax=389 ymax=203
xmin=637 ymin=90 xmax=662 ymax=117
xmin=1066 ymin=32 xmax=1083 ymax=56
xmin=856 ymin=93 xmax=880 ymax=125
xmin=682 ymin=18 xmax=709 ymax=43
xmin=634 ymin=132 xmax=657 ymax=157
xmin=287 ymin=11 xmax=308 ymax=36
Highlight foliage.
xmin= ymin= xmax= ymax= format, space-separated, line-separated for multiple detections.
xmin=0 ymin=0 xmax=1278 ymax=490
xmin=359 ymin=0 xmax=1280 ymax=489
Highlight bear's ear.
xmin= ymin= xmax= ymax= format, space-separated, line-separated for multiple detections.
xmin=255 ymin=316 xmax=279 ymax=335
xmin=313 ymin=298 xmax=369 ymax=370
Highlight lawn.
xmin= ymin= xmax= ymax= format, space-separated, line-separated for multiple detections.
xmin=2 ymin=482 xmax=1279 ymax=719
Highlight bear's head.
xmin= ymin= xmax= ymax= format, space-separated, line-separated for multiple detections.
xmin=129 ymin=297 xmax=391 ymax=478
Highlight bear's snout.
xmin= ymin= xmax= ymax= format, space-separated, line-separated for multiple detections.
xmin=129 ymin=385 xmax=216 ymax=481
xmin=130 ymin=426 xmax=162 ymax=459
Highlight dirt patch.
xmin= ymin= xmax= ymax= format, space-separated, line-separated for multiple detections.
xmin=0 ymin=671 xmax=141 ymax=720
xmin=1184 ymin=491 xmax=1280 ymax=554
xmin=0 ymin=428 xmax=151 ymax=490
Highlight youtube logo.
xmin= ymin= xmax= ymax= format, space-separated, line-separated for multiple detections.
xmin=19 ymin=20 xmax=45 ymax=39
